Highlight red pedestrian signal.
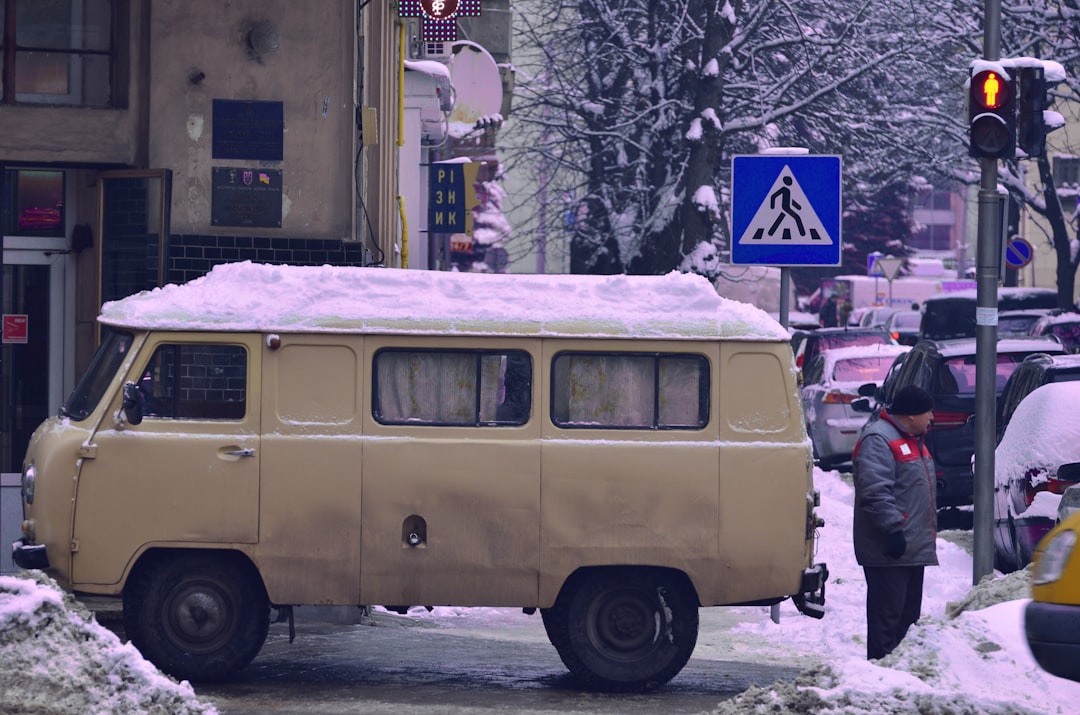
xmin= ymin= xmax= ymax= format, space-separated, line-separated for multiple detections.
xmin=969 ymin=69 xmax=1015 ymax=159
xmin=974 ymin=71 xmax=1006 ymax=109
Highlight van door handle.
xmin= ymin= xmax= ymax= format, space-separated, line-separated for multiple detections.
xmin=223 ymin=448 xmax=255 ymax=457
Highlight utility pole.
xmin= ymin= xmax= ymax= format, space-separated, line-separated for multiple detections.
xmin=972 ymin=0 xmax=1004 ymax=584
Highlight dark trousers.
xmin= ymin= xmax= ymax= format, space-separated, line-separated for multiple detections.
xmin=863 ymin=565 xmax=925 ymax=660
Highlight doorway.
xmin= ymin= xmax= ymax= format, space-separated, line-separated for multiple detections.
xmin=1 ymin=239 xmax=73 ymax=572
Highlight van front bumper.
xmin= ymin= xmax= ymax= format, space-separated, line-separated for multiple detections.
xmin=11 ymin=539 xmax=50 ymax=570
xmin=1025 ymin=600 xmax=1080 ymax=682
xmin=793 ymin=562 xmax=828 ymax=619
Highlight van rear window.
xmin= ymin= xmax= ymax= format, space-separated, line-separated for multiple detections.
xmin=373 ymin=349 xmax=532 ymax=426
xmin=551 ymin=352 xmax=708 ymax=430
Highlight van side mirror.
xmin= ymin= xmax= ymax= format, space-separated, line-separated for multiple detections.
xmin=851 ymin=397 xmax=873 ymax=414
xmin=857 ymin=382 xmax=877 ymax=398
xmin=122 ymin=382 xmax=145 ymax=425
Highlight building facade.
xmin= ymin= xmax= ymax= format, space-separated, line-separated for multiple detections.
xmin=1 ymin=0 xmax=509 ymax=571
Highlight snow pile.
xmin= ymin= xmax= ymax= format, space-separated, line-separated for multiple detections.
xmin=714 ymin=599 xmax=1046 ymax=715
xmin=0 ymin=571 xmax=217 ymax=715
xmin=945 ymin=566 xmax=1033 ymax=618
xmin=709 ymin=467 xmax=1072 ymax=715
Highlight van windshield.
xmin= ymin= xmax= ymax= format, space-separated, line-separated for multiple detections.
xmin=60 ymin=329 xmax=134 ymax=421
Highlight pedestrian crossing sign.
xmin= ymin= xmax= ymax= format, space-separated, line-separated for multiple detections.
xmin=730 ymin=155 xmax=842 ymax=266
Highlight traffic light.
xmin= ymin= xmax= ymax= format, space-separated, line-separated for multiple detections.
xmin=1017 ymin=66 xmax=1047 ymax=157
xmin=969 ymin=68 xmax=1015 ymax=159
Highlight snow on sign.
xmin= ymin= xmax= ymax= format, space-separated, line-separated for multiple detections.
xmin=731 ymin=155 xmax=842 ymax=266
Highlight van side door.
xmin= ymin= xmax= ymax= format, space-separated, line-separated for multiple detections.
xmin=71 ymin=334 xmax=261 ymax=587
xmin=359 ymin=338 xmax=542 ymax=607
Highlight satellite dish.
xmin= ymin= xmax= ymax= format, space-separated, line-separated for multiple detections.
xmin=448 ymin=42 xmax=503 ymax=126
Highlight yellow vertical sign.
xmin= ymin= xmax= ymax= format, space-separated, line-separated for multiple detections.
xmin=429 ymin=161 xmax=482 ymax=235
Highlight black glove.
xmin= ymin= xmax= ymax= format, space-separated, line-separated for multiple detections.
xmin=885 ymin=530 xmax=907 ymax=559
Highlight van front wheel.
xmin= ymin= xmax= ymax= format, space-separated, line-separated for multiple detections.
xmin=123 ymin=552 xmax=270 ymax=682
xmin=545 ymin=569 xmax=698 ymax=692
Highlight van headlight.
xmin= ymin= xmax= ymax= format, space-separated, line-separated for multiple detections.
xmin=21 ymin=464 xmax=35 ymax=505
xmin=1033 ymin=529 xmax=1078 ymax=585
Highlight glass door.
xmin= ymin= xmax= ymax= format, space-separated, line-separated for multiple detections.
xmin=1 ymin=242 xmax=71 ymax=573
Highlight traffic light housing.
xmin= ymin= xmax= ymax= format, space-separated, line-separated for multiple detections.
xmin=969 ymin=69 xmax=1015 ymax=159
xmin=1017 ymin=66 xmax=1047 ymax=157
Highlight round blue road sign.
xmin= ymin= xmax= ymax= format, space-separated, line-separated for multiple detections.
xmin=1005 ymin=238 xmax=1034 ymax=269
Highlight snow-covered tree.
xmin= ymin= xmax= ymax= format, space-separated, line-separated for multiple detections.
xmin=507 ymin=0 xmax=1080 ymax=307
xmin=507 ymin=0 xmax=967 ymax=277
xmin=990 ymin=1 xmax=1080 ymax=309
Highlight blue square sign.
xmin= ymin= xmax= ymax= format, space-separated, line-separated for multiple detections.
xmin=730 ymin=155 xmax=842 ymax=266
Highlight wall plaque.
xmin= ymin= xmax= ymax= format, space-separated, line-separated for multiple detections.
xmin=212 ymin=168 xmax=282 ymax=228
xmin=212 ymin=99 xmax=284 ymax=161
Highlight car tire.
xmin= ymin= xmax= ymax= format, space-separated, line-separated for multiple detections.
xmin=123 ymin=551 xmax=270 ymax=682
xmin=540 ymin=606 xmax=569 ymax=655
xmin=543 ymin=568 xmax=698 ymax=693
xmin=994 ymin=516 xmax=1024 ymax=574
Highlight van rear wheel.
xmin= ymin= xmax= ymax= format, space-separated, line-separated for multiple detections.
xmin=544 ymin=568 xmax=698 ymax=692
xmin=123 ymin=552 xmax=269 ymax=682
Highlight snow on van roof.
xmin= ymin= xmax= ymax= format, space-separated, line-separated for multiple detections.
xmin=98 ymin=261 xmax=790 ymax=341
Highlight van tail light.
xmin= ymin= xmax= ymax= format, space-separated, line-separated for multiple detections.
xmin=822 ymin=390 xmax=855 ymax=404
xmin=796 ymin=355 xmax=804 ymax=368
xmin=891 ymin=331 xmax=900 ymax=341
xmin=931 ymin=411 xmax=971 ymax=430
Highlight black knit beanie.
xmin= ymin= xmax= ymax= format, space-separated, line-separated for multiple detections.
xmin=890 ymin=385 xmax=934 ymax=416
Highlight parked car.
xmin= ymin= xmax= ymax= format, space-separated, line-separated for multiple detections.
xmin=997 ymin=309 xmax=1055 ymax=338
xmin=996 ymin=353 xmax=1080 ymax=443
xmin=1025 ymin=509 xmax=1080 ymax=683
xmin=1057 ymin=464 xmax=1080 ymax=523
xmin=802 ymin=343 xmax=910 ymax=471
xmin=920 ymin=287 xmax=1059 ymax=341
xmin=994 ymin=382 xmax=1080 ymax=572
xmin=1029 ymin=311 xmax=1080 ymax=353
xmin=856 ymin=337 xmax=1066 ymax=507
xmin=884 ymin=309 xmax=922 ymax=346
xmin=857 ymin=307 xmax=896 ymax=328
xmin=772 ymin=311 xmax=821 ymax=332
xmin=847 ymin=306 xmax=870 ymax=327
xmin=791 ymin=326 xmax=895 ymax=370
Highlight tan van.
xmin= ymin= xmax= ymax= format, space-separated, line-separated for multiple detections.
xmin=13 ymin=262 xmax=827 ymax=692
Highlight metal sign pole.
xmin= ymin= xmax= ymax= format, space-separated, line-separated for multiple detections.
xmin=972 ymin=0 xmax=1003 ymax=585
xmin=779 ymin=268 xmax=790 ymax=330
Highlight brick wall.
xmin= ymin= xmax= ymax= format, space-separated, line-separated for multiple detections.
xmin=167 ymin=234 xmax=369 ymax=285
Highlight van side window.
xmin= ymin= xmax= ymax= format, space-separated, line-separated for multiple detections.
xmin=140 ymin=344 xmax=247 ymax=420
xmin=551 ymin=352 xmax=708 ymax=429
xmin=373 ymin=350 xmax=532 ymax=426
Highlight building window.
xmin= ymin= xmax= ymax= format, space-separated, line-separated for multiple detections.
xmin=910 ymin=223 xmax=952 ymax=252
xmin=1 ymin=0 xmax=119 ymax=107
xmin=1053 ymin=156 xmax=1080 ymax=189
xmin=551 ymin=352 xmax=709 ymax=430
xmin=1 ymin=169 xmax=65 ymax=236
xmin=914 ymin=190 xmax=953 ymax=211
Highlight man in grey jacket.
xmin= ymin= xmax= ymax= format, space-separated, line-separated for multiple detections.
xmin=852 ymin=384 xmax=937 ymax=660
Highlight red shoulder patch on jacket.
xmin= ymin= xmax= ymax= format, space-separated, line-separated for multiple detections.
xmin=889 ymin=437 xmax=923 ymax=463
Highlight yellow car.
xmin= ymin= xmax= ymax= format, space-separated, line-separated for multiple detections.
xmin=1026 ymin=511 xmax=1080 ymax=682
